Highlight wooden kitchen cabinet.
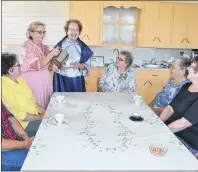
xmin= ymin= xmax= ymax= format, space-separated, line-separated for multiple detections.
xmin=139 ymin=2 xmax=174 ymax=48
xmin=101 ymin=1 xmax=144 ymax=47
xmin=172 ymin=3 xmax=198 ymax=49
xmin=70 ymin=1 xmax=101 ymax=46
xmin=135 ymin=69 xmax=170 ymax=104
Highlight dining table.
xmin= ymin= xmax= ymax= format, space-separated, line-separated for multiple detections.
xmin=22 ymin=92 xmax=198 ymax=170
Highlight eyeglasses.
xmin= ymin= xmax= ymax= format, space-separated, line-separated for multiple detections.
xmin=68 ymin=28 xmax=79 ymax=33
xmin=188 ymin=65 xmax=198 ymax=71
xmin=117 ymin=56 xmax=124 ymax=61
xmin=33 ymin=31 xmax=46 ymax=35
xmin=13 ymin=64 xmax=21 ymax=67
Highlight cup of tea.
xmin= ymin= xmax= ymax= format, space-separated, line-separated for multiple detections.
xmin=133 ymin=95 xmax=142 ymax=105
xmin=55 ymin=113 xmax=65 ymax=124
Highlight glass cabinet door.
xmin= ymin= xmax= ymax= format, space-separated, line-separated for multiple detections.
xmin=102 ymin=25 xmax=118 ymax=44
xmin=120 ymin=25 xmax=136 ymax=44
xmin=103 ymin=7 xmax=119 ymax=23
xmin=102 ymin=5 xmax=138 ymax=46
xmin=120 ymin=7 xmax=137 ymax=24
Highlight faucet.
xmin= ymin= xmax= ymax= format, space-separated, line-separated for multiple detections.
xmin=113 ymin=48 xmax=119 ymax=58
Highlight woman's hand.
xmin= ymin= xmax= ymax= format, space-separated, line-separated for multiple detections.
xmin=72 ymin=62 xmax=85 ymax=70
xmin=23 ymin=137 xmax=34 ymax=149
xmin=50 ymin=48 xmax=60 ymax=57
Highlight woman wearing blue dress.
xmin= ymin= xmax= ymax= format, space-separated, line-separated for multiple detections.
xmin=53 ymin=19 xmax=93 ymax=92
xmin=149 ymin=57 xmax=191 ymax=115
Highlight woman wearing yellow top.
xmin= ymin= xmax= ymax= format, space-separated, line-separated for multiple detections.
xmin=2 ymin=53 xmax=44 ymax=137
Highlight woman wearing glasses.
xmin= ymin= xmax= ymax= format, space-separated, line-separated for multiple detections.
xmin=53 ymin=19 xmax=93 ymax=92
xmin=20 ymin=21 xmax=60 ymax=109
xmin=98 ymin=51 xmax=136 ymax=92
xmin=149 ymin=57 xmax=191 ymax=115
xmin=2 ymin=53 xmax=44 ymax=137
xmin=160 ymin=56 xmax=198 ymax=157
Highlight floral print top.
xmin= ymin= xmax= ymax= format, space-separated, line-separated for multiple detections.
xmin=152 ymin=78 xmax=189 ymax=108
xmin=98 ymin=64 xmax=136 ymax=92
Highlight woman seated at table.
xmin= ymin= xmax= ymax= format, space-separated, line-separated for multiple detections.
xmin=98 ymin=51 xmax=136 ymax=92
xmin=1 ymin=103 xmax=34 ymax=171
xmin=159 ymin=57 xmax=198 ymax=157
xmin=2 ymin=53 xmax=44 ymax=137
xmin=149 ymin=57 xmax=191 ymax=115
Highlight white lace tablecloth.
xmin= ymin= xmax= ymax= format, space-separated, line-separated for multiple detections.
xmin=22 ymin=92 xmax=198 ymax=170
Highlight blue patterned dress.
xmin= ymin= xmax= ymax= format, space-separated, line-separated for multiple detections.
xmin=153 ymin=79 xmax=189 ymax=108
xmin=99 ymin=64 xmax=136 ymax=92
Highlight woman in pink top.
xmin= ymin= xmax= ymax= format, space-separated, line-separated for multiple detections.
xmin=21 ymin=21 xmax=60 ymax=109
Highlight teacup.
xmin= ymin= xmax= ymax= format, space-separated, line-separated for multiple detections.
xmin=55 ymin=113 xmax=65 ymax=124
xmin=133 ymin=95 xmax=142 ymax=105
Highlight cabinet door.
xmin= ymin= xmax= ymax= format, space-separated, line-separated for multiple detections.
xmin=135 ymin=70 xmax=148 ymax=103
xmin=157 ymin=3 xmax=174 ymax=48
xmin=186 ymin=4 xmax=198 ymax=49
xmin=70 ymin=1 xmax=101 ymax=46
xmin=171 ymin=4 xmax=188 ymax=48
xmin=146 ymin=78 xmax=164 ymax=104
xmin=140 ymin=2 xmax=174 ymax=48
xmin=85 ymin=77 xmax=98 ymax=92
xmin=140 ymin=2 xmax=159 ymax=47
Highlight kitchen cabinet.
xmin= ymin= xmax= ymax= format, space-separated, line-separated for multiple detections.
xmin=101 ymin=1 xmax=144 ymax=47
xmin=70 ymin=1 xmax=101 ymax=46
xmin=139 ymin=2 xmax=174 ymax=48
xmin=135 ymin=70 xmax=170 ymax=104
xmin=172 ymin=3 xmax=198 ymax=49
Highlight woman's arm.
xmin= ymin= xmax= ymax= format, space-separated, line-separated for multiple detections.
xmin=128 ymin=71 xmax=136 ymax=92
xmin=2 ymin=137 xmax=34 ymax=150
xmin=23 ymin=114 xmax=43 ymax=121
xmin=21 ymin=44 xmax=60 ymax=71
xmin=9 ymin=117 xmax=29 ymax=140
xmin=159 ymin=105 xmax=174 ymax=122
xmin=168 ymin=117 xmax=192 ymax=133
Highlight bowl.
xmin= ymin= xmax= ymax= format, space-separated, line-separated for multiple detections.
xmin=149 ymin=144 xmax=168 ymax=157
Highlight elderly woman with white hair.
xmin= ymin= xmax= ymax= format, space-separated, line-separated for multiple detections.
xmin=160 ymin=56 xmax=198 ymax=157
xmin=20 ymin=21 xmax=60 ymax=109
xmin=98 ymin=51 xmax=136 ymax=92
xmin=149 ymin=57 xmax=191 ymax=115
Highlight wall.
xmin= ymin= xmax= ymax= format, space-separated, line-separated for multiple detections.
xmin=2 ymin=1 xmax=70 ymax=45
xmin=2 ymin=1 xmax=192 ymax=65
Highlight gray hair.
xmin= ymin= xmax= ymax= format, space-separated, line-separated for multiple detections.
xmin=120 ymin=51 xmax=133 ymax=69
xmin=175 ymin=57 xmax=192 ymax=77
xmin=26 ymin=21 xmax=45 ymax=39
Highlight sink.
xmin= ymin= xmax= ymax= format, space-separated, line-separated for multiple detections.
xmin=144 ymin=64 xmax=161 ymax=68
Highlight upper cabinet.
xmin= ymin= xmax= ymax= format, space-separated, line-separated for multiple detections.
xmin=101 ymin=1 xmax=143 ymax=47
xmin=70 ymin=1 xmax=101 ymax=46
xmin=172 ymin=3 xmax=198 ymax=49
xmin=139 ymin=2 xmax=174 ymax=48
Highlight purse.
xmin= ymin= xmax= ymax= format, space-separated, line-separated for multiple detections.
xmin=52 ymin=49 xmax=69 ymax=69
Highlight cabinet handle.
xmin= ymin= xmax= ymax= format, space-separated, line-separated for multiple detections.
xmin=85 ymin=82 xmax=88 ymax=85
xmin=157 ymin=37 xmax=161 ymax=42
xmin=144 ymin=81 xmax=148 ymax=85
xmin=152 ymin=74 xmax=158 ymax=76
xmin=82 ymin=34 xmax=90 ymax=41
xmin=181 ymin=38 xmax=185 ymax=43
xmin=153 ymin=37 xmax=157 ymax=42
xmin=149 ymin=81 xmax=152 ymax=86
xmin=186 ymin=38 xmax=189 ymax=43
